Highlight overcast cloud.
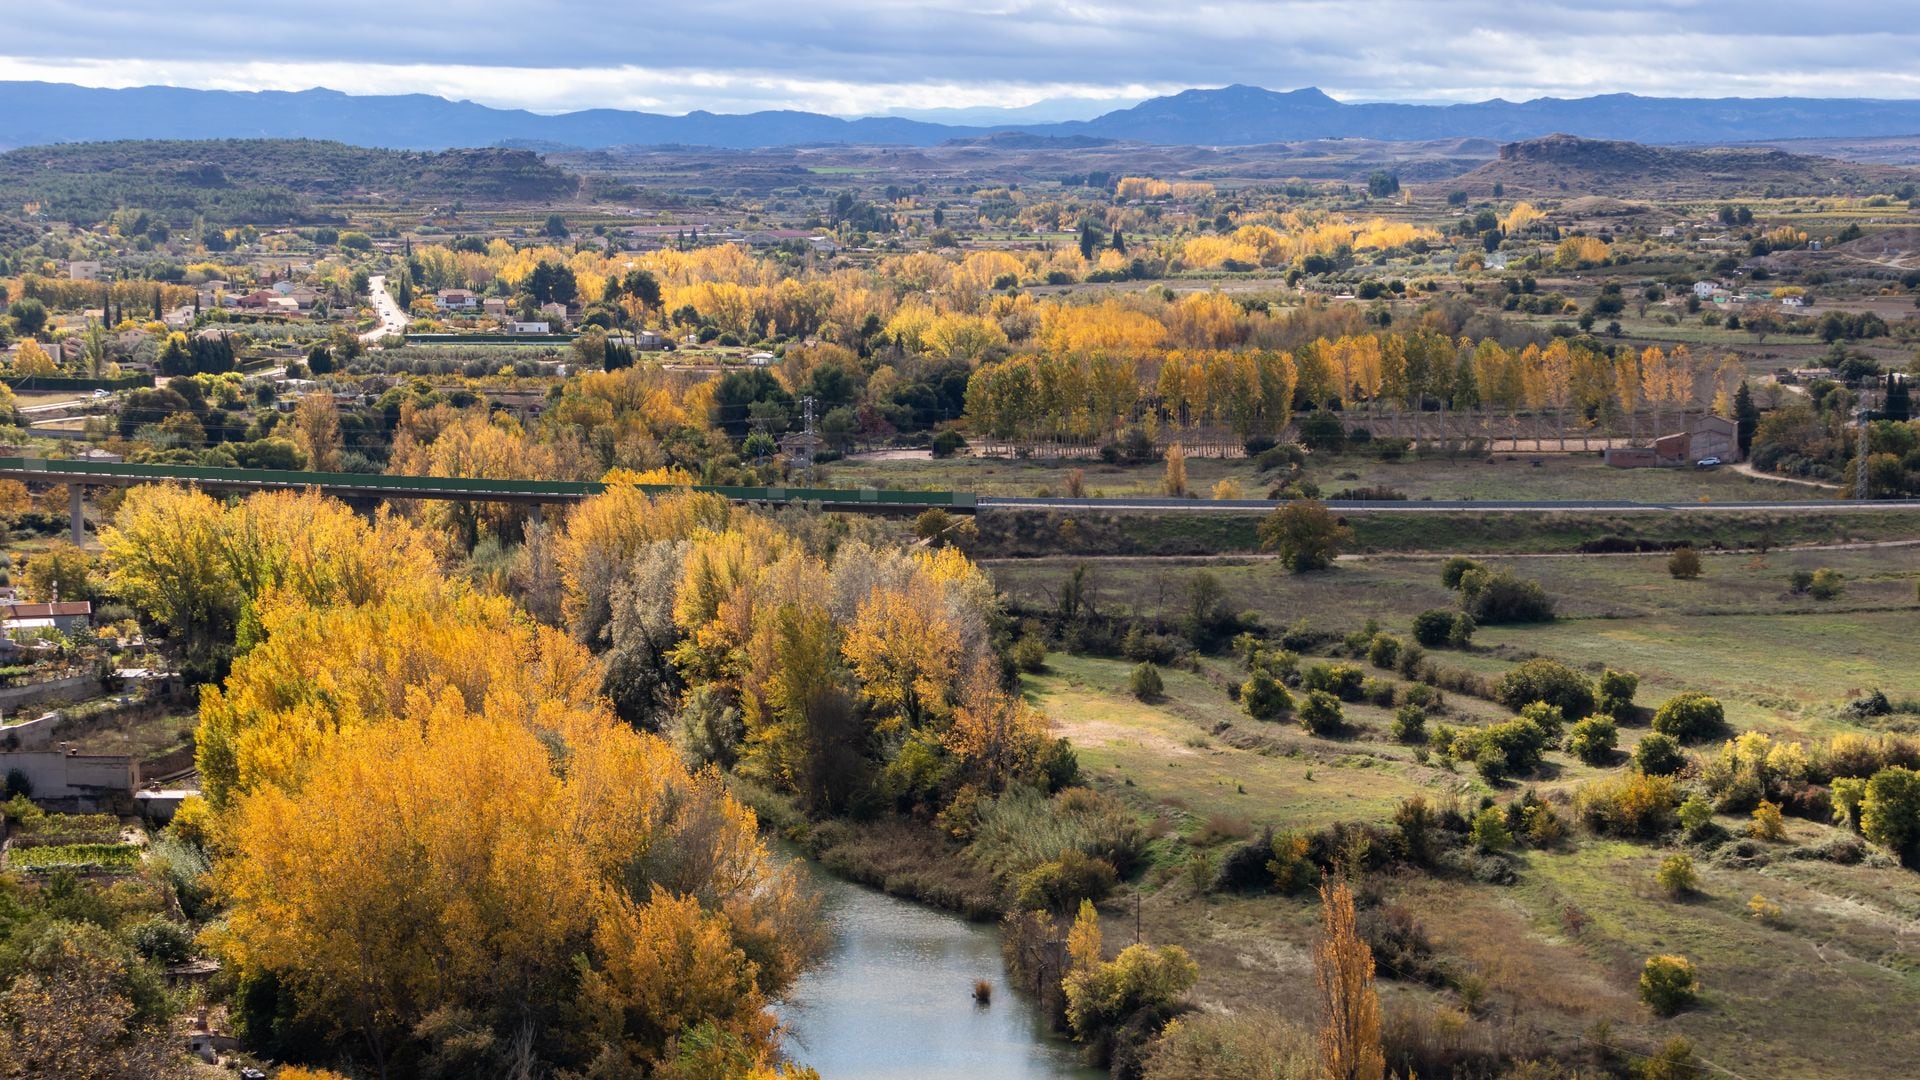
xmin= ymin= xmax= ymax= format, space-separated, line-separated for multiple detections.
xmin=6 ymin=1 xmax=1920 ymax=116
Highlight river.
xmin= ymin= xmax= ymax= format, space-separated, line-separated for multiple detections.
xmin=776 ymin=857 xmax=1104 ymax=1079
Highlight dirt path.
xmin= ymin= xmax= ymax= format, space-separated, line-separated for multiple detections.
xmin=1729 ymin=461 xmax=1841 ymax=490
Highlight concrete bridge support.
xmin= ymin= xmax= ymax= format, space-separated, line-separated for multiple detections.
xmin=69 ymin=484 xmax=84 ymax=545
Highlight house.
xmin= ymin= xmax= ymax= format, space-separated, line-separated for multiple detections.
xmin=3 ymin=601 xmax=93 ymax=634
xmin=633 ymin=329 xmax=669 ymax=351
xmin=233 ymin=290 xmax=278 ymax=311
xmin=509 ymin=321 xmax=550 ymax=335
xmin=68 ymin=260 xmax=103 ymax=282
xmin=1691 ymin=281 xmax=1719 ymax=299
xmin=482 ymin=297 xmax=509 ymax=318
xmin=1780 ymin=295 xmax=1804 ymax=309
xmin=437 ymin=288 xmax=479 ymax=311
xmin=538 ymin=301 xmax=569 ymax=323
xmin=287 ymin=286 xmax=321 ymax=309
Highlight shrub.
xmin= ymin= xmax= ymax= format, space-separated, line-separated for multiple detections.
xmin=1749 ymin=800 xmax=1787 ymax=841
xmin=930 ymin=430 xmax=967 ymax=458
xmin=1652 ymin=692 xmax=1725 ymax=743
xmin=1401 ymin=684 xmax=1440 ymax=711
xmin=1129 ymin=662 xmax=1164 ymax=701
xmin=1361 ymin=677 xmax=1396 ymax=707
xmin=1598 ymin=669 xmax=1640 ymax=718
xmin=1568 ymin=716 xmax=1619 ymax=765
xmin=1470 ymin=807 xmax=1512 ymax=850
xmin=1655 ymin=853 xmax=1699 ymax=898
xmin=1451 ymin=716 xmax=1551 ymax=782
xmin=1063 ymin=943 xmax=1200 ymax=1041
xmin=1518 ymin=700 xmax=1567 ymax=741
xmin=970 ymin=787 xmax=1146 ymax=884
xmin=1014 ymin=849 xmax=1118 ymax=911
xmin=1667 ymin=547 xmax=1703 ymax=579
xmin=1575 ymin=772 xmax=1680 ymax=837
xmin=1391 ymin=704 xmax=1427 ymax=744
xmin=1010 ymin=636 xmax=1048 ymax=673
xmin=1299 ymin=690 xmax=1345 ymax=736
xmin=126 ymin=915 xmax=194 ymax=965
xmin=1448 ymin=612 xmax=1476 ymax=648
xmin=1440 ymin=556 xmax=1483 ymax=589
xmin=1639 ymin=955 xmax=1699 ymax=1016
xmin=1266 ymin=831 xmax=1316 ymax=894
xmin=1677 ymin=794 xmax=1715 ymax=833
xmin=1640 ymin=1037 xmax=1702 ymax=1080
xmin=1748 ymin=894 xmax=1783 ymax=924
xmin=1303 ymin=662 xmax=1366 ymax=701
xmin=1494 ymin=659 xmax=1596 ymax=718
xmin=1367 ymin=634 xmax=1402 ymax=669
xmin=1458 ymin=569 xmax=1555 ymax=624
xmin=1787 ymin=568 xmax=1814 ymax=594
xmin=1634 ymin=732 xmax=1687 ymax=776
xmin=1410 ymin=609 xmax=1455 ymax=647
xmin=1242 ymin=670 xmax=1294 ymax=720
xmin=1808 ymin=568 xmax=1844 ymax=600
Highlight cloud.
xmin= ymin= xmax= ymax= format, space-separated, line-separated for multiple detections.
xmin=6 ymin=1 xmax=1920 ymax=115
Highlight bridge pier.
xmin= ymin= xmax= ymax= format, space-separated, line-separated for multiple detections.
xmin=69 ymin=484 xmax=84 ymax=545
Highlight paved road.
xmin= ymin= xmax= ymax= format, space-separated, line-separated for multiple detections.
xmin=361 ymin=274 xmax=409 ymax=343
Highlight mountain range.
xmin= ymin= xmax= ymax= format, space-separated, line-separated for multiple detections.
xmin=8 ymin=81 xmax=1920 ymax=151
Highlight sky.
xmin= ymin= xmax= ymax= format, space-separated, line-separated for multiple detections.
xmin=7 ymin=1 xmax=1920 ymax=118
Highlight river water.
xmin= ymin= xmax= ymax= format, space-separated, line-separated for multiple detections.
xmin=775 ymin=858 xmax=1104 ymax=1079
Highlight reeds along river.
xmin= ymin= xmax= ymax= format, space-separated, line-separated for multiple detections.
xmin=774 ymin=854 xmax=1103 ymax=1079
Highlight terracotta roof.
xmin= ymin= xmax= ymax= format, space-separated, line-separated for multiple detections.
xmin=3 ymin=601 xmax=92 ymax=619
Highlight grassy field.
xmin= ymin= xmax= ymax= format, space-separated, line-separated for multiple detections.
xmin=994 ymin=544 xmax=1920 ymax=738
xmin=825 ymin=449 xmax=1836 ymax=503
xmin=1021 ymin=648 xmax=1920 ymax=1078
xmin=1023 ymin=655 xmax=1450 ymax=830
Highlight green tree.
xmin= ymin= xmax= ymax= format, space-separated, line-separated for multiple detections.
xmin=1494 ymin=659 xmax=1595 ymax=718
xmin=1860 ymin=766 xmax=1920 ymax=866
xmin=1258 ymin=500 xmax=1352 ymax=573
xmin=1298 ymin=690 xmax=1344 ymax=735
xmin=1129 ymin=662 xmax=1164 ymax=701
xmin=1242 ymin=669 xmax=1293 ymax=720
xmin=1652 ymin=692 xmax=1725 ymax=743
xmin=1733 ymin=381 xmax=1760 ymax=457
xmin=1634 ymin=732 xmax=1686 ymax=776
xmin=7 ymin=297 xmax=48 ymax=336
xmin=1667 ymin=547 xmax=1702 ymax=579
xmin=1568 ymin=715 xmax=1618 ymax=765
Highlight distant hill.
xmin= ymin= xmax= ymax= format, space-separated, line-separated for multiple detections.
xmin=0 ymin=139 xmax=578 ymax=224
xmin=9 ymin=81 xmax=1920 ymax=151
xmin=1449 ymin=134 xmax=1919 ymax=197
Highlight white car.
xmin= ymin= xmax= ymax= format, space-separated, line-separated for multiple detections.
xmin=1695 ymin=457 xmax=1721 ymax=469
xmin=92 ymin=388 xmax=110 ymax=398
